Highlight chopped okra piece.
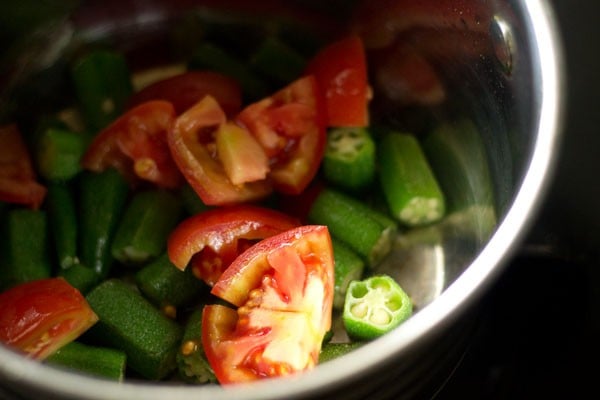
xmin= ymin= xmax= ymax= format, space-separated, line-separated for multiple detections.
xmin=250 ymin=37 xmax=306 ymax=85
xmin=378 ymin=132 xmax=445 ymax=227
xmin=45 ymin=341 xmax=127 ymax=381
xmin=85 ymin=279 xmax=183 ymax=380
xmin=189 ymin=42 xmax=268 ymax=101
xmin=422 ymin=119 xmax=496 ymax=213
xmin=319 ymin=342 xmax=363 ymax=363
xmin=308 ymin=188 xmax=397 ymax=267
xmin=111 ymin=190 xmax=183 ymax=266
xmin=179 ymin=184 xmax=211 ymax=216
xmin=47 ymin=183 xmax=79 ymax=269
xmin=177 ymin=309 xmax=216 ymax=383
xmin=59 ymin=263 xmax=98 ymax=295
xmin=35 ymin=127 xmax=86 ymax=181
xmin=332 ymin=238 xmax=365 ymax=309
xmin=71 ymin=49 xmax=133 ymax=133
xmin=0 ymin=209 xmax=51 ymax=290
xmin=79 ymin=169 xmax=129 ymax=279
xmin=343 ymin=275 xmax=412 ymax=340
xmin=135 ymin=253 xmax=206 ymax=309
xmin=322 ymin=127 xmax=376 ymax=192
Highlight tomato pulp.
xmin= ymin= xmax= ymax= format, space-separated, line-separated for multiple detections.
xmin=202 ymin=225 xmax=334 ymax=384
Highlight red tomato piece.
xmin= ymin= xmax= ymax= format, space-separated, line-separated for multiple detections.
xmin=0 ymin=124 xmax=47 ymax=209
xmin=167 ymin=205 xmax=300 ymax=286
xmin=0 ymin=278 xmax=98 ymax=360
xmin=167 ymin=95 xmax=273 ymax=206
xmin=127 ymin=71 xmax=243 ymax=116
xmin=304 ymin=35 xmax=369 ymax=127
xmin=236 ymin=75 xmax=327 ymax=195
xmin=81 ymin=100 xmax=183 ymax=189
xmin=203 ymin=225 xmax=334 ymax=384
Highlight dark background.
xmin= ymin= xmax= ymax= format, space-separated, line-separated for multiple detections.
xmin=437 ymin=1 xmax=600 ymax=398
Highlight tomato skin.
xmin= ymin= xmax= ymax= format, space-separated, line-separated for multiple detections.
xmin=0 ymin=124 xmax=47 ymax=209
xmin=305 ymin=35 xmax=369 ymax=127
xmin=167 ymin=205 xmax=300 ymax=286
xmin=81 ymin=100 xmax=183 ymax=189
xmin=236 ymin=75 xmax=327 ymax=195
xmin=204 ymin=225 xmax=334 ymax=384
xmin=0 ymin=278 xmax=98 ymax=360
xmin=168 ymin=96 xmax=273 ymax=206
xmin=127 ymin=71 xmax=243 ymax=116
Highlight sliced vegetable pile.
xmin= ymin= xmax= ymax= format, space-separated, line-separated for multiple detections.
xmin=0 ymin=8 xmax=492 ymax=384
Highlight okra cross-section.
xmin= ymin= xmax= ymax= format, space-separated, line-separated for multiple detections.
xmin=343 ymin=275 xmax=412 ymax=340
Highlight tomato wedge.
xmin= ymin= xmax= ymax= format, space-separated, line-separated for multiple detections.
xmin=236 ymin=75 xmax=327 ymax=195
xmin=0 ymin=124 xmax=47 ymax=209
xmin=203 ymin=225 xmax=334 ymax=384
xmin=168 ymin=205 xmax=300 ymax=286
xmin=127 ymin=71 xmax=243 ymax=116
xmin=304 ymin=35 xmax=369 ymax=127
xmin=81 ymin=100 xmax=183 ymax=189
xmin=167 ymin=95 xmax=273 ymax=206
xmin=0 ymin=278 xmax=98 ymax=360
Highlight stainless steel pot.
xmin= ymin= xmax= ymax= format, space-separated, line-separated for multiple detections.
xmin=0 ymin=0 xmax=563 ymax=399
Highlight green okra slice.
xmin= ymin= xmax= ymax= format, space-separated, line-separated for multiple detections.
xmin=45 ymin=341 xmax=127 ymax=381
xmin=318 ymin=342 xmax=363 ymax=363
xmin=135 ymin=253 xmax=206 ymax=309
xmin=342 ymin=275 xmax=412 ymax=341
xmin=79 ymin=169 xmax=129 ymax=279
xmin=179 ymin=184 xmax=211 ymax=216
xmin=35 ymin=127 xmax=86 ymax=182
xmin=59 ymin=263 xmax=98 ymax=295
xmin=422 ymin=119 xmax=496 ymax=213
xmin=47 ymin=182 xmax=79 ymax=269
xmin=322 ymin=127 xmax=376 ymax=192
xmin=111 ymin=190 xmax=183 ymax=266
xmin=308 ymin=188 xmax=397 ymax=268
xmin=85 ymin=279 xmax=183 ymax=380
xmin=378 ymin=132 xmax=446 ymax=227
xmin=250 ymin=37 xmax=306 ymax=85
xmin=177 ymin=308 xmax=216 ymax=383
xmin=71 ymin=49 xmax=133 ymax=133
xmin=332 ymin=238 xmax=365 ymax=310
xmin=0 ymin=209 xmax=51 ymax=290
xmin=189 ymin=42 xmax=268 ymax=101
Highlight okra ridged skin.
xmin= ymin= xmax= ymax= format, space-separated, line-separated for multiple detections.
xmin=331 ymin=238 xmax=365 ymax=309
xmin=71 ymin=49 xmax=133 ymax=133
xmin=111 ymin=190 xmax=183 ymax=266
xmin=378 ymin=132 xmax=446 ymax=227
xmin=177 ymin=309 xmax=216 ymax=383
xmin=35 ymin=128 xmax=86 ymax=182
xmin=135 ymin=253 xmax=206 ymax=309
xmin=85 ymin=279 xmax=183 ymax=380
xmin=45 ymin=341 xmax=127 ymax=381
xmin=78 ymin=169 xmax=129 ymax=279
xmin=319 ymin=342 xmax=363 ymax=364
xmin=422 ymin=119 xmax=496 ymax=214
xmin=308 ymin=188 xmax=397 ymax=268
xmin=0 ymin=209 xmax=51 ymax=290
xmin=47 ymin=183 xmax=80 ymax=270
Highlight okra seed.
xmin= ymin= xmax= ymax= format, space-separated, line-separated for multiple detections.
xmin=351 ymin=302 xmax=369 ymax=318
xmin=181 ymin=340 xmax=198 ymax=356
xmin=101 ymin=98 xmax=115 ymax=114
xmin=370 ymin=308 xmax=391 ymax=325
xmin=162 ymin=304 xmax=177 ymax=319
